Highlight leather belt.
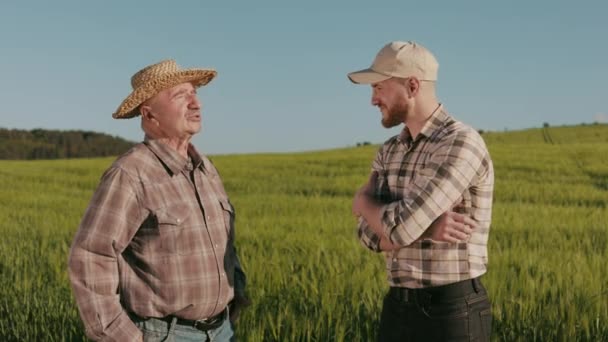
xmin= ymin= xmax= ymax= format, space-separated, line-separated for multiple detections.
xmin=160 ymin=307 xmax=227 ymax=331
xmin=389 ymin=277 xmax=483 ymax=304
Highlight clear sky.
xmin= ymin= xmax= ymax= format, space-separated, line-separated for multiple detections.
xmin=1 ymin=1 xmax=606 ymax=154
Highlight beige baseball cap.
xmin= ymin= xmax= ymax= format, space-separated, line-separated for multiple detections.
xmin=348 ymin=41 xmax=439 ymax=84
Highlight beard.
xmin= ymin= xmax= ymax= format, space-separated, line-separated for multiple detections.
xmin=380 ymin=102 xmax=408 ymax=128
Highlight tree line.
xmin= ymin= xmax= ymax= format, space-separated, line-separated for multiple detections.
xmin=0 ymin=128 xmax=135 ymax=160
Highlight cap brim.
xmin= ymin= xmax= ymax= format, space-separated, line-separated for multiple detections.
xmin=347 ymin=68 xmax=391 ymax=84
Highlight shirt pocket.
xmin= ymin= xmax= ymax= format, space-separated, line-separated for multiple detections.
xmin=155 ymin=205 xmax=192 ymax=229
xmin=219 ymin=199 xmax=235 ymax=237
xmin=161 ymin=205 xmax=214 ymax=256
xmin=131 ymin=205 xmax=193 ymax=255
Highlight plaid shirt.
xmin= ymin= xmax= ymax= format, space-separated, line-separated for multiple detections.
xmin=358 ymin=105 xmax=494 ymax=288
xmin=68 ymin=139 xmax=246 ymax=341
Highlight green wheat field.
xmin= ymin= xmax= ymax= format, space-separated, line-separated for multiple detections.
xmin=1 ymin=124 xmax=607 ymax=341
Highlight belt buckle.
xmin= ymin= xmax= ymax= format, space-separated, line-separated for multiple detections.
xmin=193 ymin=309 xmax=225 ymax=331
xmin=193 ymin=320 xmax=212 ymax=331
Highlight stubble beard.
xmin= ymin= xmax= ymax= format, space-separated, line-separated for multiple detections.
xmin=381 ymin=105 xmax=407 ymax=129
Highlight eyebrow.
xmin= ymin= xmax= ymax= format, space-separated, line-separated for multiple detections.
xmin=170 ymin=88 xmax=191 ymax=98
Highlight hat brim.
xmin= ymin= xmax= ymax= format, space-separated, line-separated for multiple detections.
xmin=112 ymin=69 xmax=217 ymax=119
xmin=347 ymin=68 xmax=392 ymax=84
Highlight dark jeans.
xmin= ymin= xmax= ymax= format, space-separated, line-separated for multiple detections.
xmin=378 ymin=278 xmax=492 ymax=342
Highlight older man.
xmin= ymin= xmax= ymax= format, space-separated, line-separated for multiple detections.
xmin=350 ymin=41 xmax=494 ymax=341
xmin=68 ymin=60 xmax=248 ymax=341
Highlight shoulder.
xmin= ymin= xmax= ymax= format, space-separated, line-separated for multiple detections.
xmin=432 ymin=118 xmax=491 ymax=165
xmin=437 ymin=117 xmax=486 ymax=149
xmin=102 ymin=143 xmax=156 ymax=181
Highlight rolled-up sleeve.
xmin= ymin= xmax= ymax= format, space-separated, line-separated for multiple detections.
xmin=357 ymin=217 xmax=382 ymax=252
xmin=67 ymin=167 xmax=145 ymax=341
xmin=381 ymin=130 xmax=488 ymax=246
xmin=356 ymin=146 xmax=388 ymax=252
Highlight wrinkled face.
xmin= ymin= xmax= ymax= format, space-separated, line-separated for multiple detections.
xmin=371 ymin=78 xmax=409 ymax=128
xmin=144 ymin=82 xmax=202 ymax=139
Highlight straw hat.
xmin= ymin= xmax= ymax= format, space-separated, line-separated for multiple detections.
xmin=112 ymin=59 xmax=217 ymax=119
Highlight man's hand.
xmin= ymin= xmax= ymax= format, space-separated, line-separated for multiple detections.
xmin=229 ymin=292 xmax=251 ymax=323
xmin=423 ymin=211 xmax=478 ymax=243
xmin=352 ymin=171 xmax=378 ymax=217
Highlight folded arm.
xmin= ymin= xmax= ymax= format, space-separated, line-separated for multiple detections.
xmin=355 ymin=130 xmax=487 ymax=248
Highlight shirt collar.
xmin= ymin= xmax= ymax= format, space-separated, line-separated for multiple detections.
xmin=144 ymin=138 xmax=205 ymax=176
xmin=398 ymin=104 xmax=450 ymax=143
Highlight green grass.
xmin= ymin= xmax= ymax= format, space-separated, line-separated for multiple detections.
xmin=0 ymin=124 xmax=607 ymax=341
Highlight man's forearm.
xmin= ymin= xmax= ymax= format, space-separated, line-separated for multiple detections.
xmin=358 ymin=194 xmax=435 ymax=248
xmin=377 ymin=214 xmax=450 ymax=249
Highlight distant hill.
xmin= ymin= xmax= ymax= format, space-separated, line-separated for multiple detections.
xmin=479 ymin=123 xmax=608 ymax=145
xmin=2 ymin=123 xmax=606 ymax=160
xmin=0 ymin=128 xmax=136 ymax=160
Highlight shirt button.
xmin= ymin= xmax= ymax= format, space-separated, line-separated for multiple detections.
xmin=392 ymin=258 xmax=397 ymax=262
xmin=207 ymin=215 xmax=211 ymax=220
xmin=176 ymin=218 xmax=181 ymax=224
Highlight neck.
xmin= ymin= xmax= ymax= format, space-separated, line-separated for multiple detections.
xmin=405 ymin=100 xmax=440 ymax=139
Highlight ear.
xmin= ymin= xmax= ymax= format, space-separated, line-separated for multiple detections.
xmin=406 ymin=77 xmax=421 ymax=97
xmin=140 ymin=105 xmax=160 ymax=126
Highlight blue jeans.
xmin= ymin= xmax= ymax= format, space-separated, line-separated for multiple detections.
xmin=135 ymin=315 xmax=235 ymax=342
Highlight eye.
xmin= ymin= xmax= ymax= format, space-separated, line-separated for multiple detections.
xmin=172 ymin=91 xmax=189 ymax=100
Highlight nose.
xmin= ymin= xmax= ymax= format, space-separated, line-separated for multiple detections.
xmin=371 ymin=88 xmax=380 ymax=106
xmin=371 ymin=96 xmax=379 ymax=107
xmin=189 ymin=93 xmax=201 ymax=110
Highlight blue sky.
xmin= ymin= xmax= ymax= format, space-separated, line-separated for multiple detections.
xmin=1 ymin=1 xmax=606 ymax=154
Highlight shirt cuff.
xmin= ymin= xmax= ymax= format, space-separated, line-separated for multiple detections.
xmin=357 ymin=217 xmax=381 ymax=252
xmin=98 ymin=312 xmax=142 ymax=342
xmin=381 ymin=201 xmax=399 ymax=243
